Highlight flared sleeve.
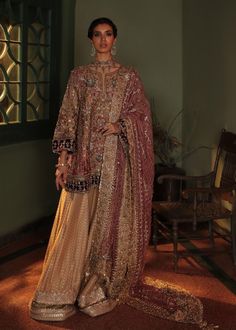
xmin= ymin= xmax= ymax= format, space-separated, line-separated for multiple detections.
xmin=52 ymin=70 xmax=79 ymax=154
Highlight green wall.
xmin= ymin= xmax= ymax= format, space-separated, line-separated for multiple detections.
xmin=183 ymin=0 xmax=236 ymax=175
xmin=0 ymin=0 xmax=76 ymax=238
xmin=60 ymin=0 xmax=76 ymax=94
xmin=0 ymin=140 xmax=58 ymax=236
xmin=74 ymin=0 xmax=183 ymax=136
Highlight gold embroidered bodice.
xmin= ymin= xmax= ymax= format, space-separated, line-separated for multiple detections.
xmin=85 ymin=65 xmax=121 ymax=176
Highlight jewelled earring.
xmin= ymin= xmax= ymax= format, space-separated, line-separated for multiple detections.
xmin=90 ymin=44 xmax=96 ymax=56
xmin=111 ymin=44 xmax=117 ymax=56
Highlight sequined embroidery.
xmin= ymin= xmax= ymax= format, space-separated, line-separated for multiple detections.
xmin=52 ymin=64 xmax=131 ymax=193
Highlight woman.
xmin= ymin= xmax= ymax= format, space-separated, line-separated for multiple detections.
xmin=29 ymin=17 xmax=207 ymax=328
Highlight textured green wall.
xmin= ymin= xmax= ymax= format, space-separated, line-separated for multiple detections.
xmin=0 ymin=0 xmax=76 ymax=238
xmin=74 ymin=0 xmax=183 ymax=135
xmin=183 ymin=0 xmax=236 ymax=175
xmin=0 ymin=140 xmax=58 ymax=236
xmin=60 ymin=0 xmax=76 ymax=94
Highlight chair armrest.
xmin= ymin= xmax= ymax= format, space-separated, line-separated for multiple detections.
xmin=183 ymin=185 xmax=236 ymax=194
xmin=183 ymin=185 xmax=236 ymax=202
xmin=213 ymin=185 xmax=236 ymax=193
xmin=157 ymin=171 xmax=214 ymax=184
xmin=211 ymin=186 xmax=236 ymax=203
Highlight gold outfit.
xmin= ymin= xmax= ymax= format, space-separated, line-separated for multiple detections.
xmin=30 ymin=61 xmax=211 ymax=329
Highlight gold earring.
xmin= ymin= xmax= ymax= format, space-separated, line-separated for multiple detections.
xmin=111 ymin=44 xmax=117 ymax=56
xmin=90 ymin=44 xmax=96 ymax=56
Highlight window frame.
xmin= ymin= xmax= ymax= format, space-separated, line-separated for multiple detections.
xmin=0 ymin=0 xmax=61 ymax=145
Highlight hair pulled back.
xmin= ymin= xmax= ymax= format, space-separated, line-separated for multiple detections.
xmin=88 ymin=17 xmax=117 ymax=39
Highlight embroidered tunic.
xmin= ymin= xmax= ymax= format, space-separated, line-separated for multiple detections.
xmin=52 ymin=64 xmax=129 ymax=192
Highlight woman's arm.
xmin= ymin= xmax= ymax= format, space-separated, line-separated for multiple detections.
xmin=52 ymin=69 xmax=80 ymax=189
xmin=52 ymin=69 xmax=80 ymax=154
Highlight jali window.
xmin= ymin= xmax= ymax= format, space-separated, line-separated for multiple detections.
xmin=0 ymin=0 xmax=60 ymax=144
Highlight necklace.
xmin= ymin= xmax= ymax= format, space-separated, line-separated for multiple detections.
xmin=94 ymin=59 xmax=114 ymax=66
xmin=92 ymin=58 xmax=118 ymax=73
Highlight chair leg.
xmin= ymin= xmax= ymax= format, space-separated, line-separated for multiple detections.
xmin=173 ymin=220 xmax=178 ymax=272
xmin=209 ymin=220 xmax=215 ymax=249
xmin=231 ymin=215 xmax=236 ymax=266
xmin=151 ymin=209 xmax=158 ymax=246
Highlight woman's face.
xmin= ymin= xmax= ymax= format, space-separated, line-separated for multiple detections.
xmin=91 ymin=23 xmax=116 ymax=55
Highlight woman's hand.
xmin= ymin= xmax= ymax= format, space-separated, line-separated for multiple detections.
xmin=55 ymin=165 xmax=68 ymax=191
xmin=99 ymin=122 xmax=120 ymax=136
xmin=55 ymin=153 xmax=72 ymax=190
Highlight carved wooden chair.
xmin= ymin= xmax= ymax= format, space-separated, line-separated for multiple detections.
xmin=152 ymin=129 xmax=236 ymax=271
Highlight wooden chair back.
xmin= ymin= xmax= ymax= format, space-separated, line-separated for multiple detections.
xmin=212 ymin=129 xmax=236 ymax=189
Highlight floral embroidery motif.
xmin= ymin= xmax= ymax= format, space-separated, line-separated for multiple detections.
xmin=85 ymin=78 xmax=96 ymax=87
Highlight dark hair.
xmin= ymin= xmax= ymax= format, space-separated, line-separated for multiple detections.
xmin=87 ymin=17 xmax=117 ymax=39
